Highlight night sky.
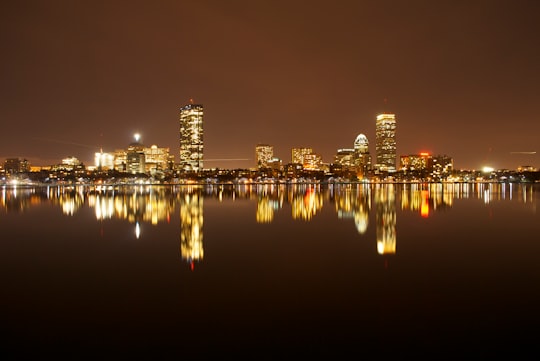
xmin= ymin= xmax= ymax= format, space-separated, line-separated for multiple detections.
xmin=1 ymin=0 xmax=539 ymax=170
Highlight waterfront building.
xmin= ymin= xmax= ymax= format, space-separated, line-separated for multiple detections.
xmin=179 ymin=102 xmax=204 ymax=172
xmin=291 ymin=147 xmax=323 ymax=170
xmin=291 ymin=147 xmax=313 ymax=165
xmin=400 ymin=153 xmax=432 ymax=173
xmin=267 ymin=157 xmax=282 ymax=170
xmin=400 ymin=153 xmax=454 ymax=179
xmin=255 ymin=144 xmax=274 ymax=168
xmin=375 ymin=113 xmax=397 ymax=172
xmin=432 ymin=155 xmax=453 ymax=177
xmin=303 ymin=153 xmax=323 ymax=171
xmin=95 ymin=151 xmax=115 ymax=171
xmin=334 ymin=149 xmax=355 ymax=169
xmin=126 ymin=134 xmax=145 ymax=174
xmin=333 ymin=134 xmax=371 ymax=176
xmin=144 ymin=145 xmax=173 ymax=175
xmin=113 ymin=150 xmax=127 ymax=172
xmin=3 ymin=158 xmax=30 ymax=175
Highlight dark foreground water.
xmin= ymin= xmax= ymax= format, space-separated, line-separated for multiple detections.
xmin=1 ymin=182 xmax=539 ymax=359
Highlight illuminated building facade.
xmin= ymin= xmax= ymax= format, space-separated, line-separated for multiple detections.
xmin=113 ymin=150 xmax=127 ymax=171
xmin=179 ymin=102 xmax=204 ymax=172
xmin=94 ymin=151 xmax=115 ymax=170
xmin=353 ymin=133 xmax=372 ymax=174
xmin=334 ymin=149 xmax=355 ymax=168
xmin=334 ymin=134 xmax=371 ymax=175
xmin=144 ymin=145 xmax=172 ymax=174
xmin=291 ymin=147 xmax=312 ymax=165
xmin=400 ymin=153 xmax=454 ymax=179
xmin=255 ymin=144 xmax=274 ymax=168
xmin=291 ymin=147 xmax=322 ymax=170
xmin=400 ymin=153 xmax=432 ymax=172
xmin=4 ymin=158 xmax=30 ymax=175
xmin=126 ymin=136 xmax=145 ymax=174
xmin=375 ymin=113 xmax=397 ymax=172
xmin=303 ymin=153 xmax=323 ymax=170
xmin=432 ymin=155 xmax=453 ymax=177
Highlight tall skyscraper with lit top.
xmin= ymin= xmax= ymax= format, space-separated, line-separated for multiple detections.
xmin=179 ymin=101 xmax=204 ymax=172
xmin=375 ymin=113 xmax=397 ymax=172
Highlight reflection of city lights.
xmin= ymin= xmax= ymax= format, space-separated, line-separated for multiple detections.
xmin=256 ymin=197 xmax=275 ymax=223
xmin=62 ymin=199 xmax=76 ymax=216
xmin=376 ymin=184 xmax=396 ymax=255
xmin=421 ymin=190 xmax=429 ymax=218
xmin=2 ymin=184 xmax=536 ymax=267
xmin=180 ymin=193 xmax=204 ymax=267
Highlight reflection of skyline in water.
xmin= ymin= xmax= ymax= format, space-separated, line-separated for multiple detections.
xmin=375 ymin=183 xmax=396 ymax=255
xmin=290 ymin=186 xmax=324 ymax=221
xmin=180 ymin=190 xmax=204 ymax=269
xmin=1 ymin=183 xmax=537 ymax=263
xmin=331 ymin=184 xmax=371 ymax=235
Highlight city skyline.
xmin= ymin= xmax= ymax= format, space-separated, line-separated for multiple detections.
xmin=1 ymin=0 xmax=539 ymax=170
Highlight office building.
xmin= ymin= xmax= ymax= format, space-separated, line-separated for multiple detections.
xmin=255 ymin=144 xmax=274 ymax=168
xmin=179 ymin=102 xmax=204 ymax=172
xmin=375 ymin=113 xmax=397 ymax=172
xmin=353 ymin=133 xmax=372 ymax=173
xmin=334 ymin=149 xmax=355 ymax=168
xmin=291 ymin=147 xmax=313 ymax=165
xmin=126 ymin=134 xmax=146 ymax=174
xmin=3 ymin=158 xmax=30 ymax=175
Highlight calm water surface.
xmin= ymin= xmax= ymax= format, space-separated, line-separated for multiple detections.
xmin=1 ymin=183 xmax=539 ymax=359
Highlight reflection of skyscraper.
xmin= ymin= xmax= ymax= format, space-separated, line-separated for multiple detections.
xmin=180 ymin=192 xmax=204 ymax=269
xmin=375 ymin=184 xmax=396 ymax=255
xmin=179 ymin=102 xmax=204 ymax=172
xmin=334 ymin=184 xmax=371 ymax=234
xmin=256 ymin=196 xmax=275 ymax=223
xmin=375 ymin=113 xmax=397 ymax=172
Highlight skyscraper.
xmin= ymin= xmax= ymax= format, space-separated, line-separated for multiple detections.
xmin=354 ymin=133 xmax=372 ymax=174
xmin=179 ymin=102 xmax=204 ymax=172
xmin=375 ymin=113 xmax=397 ymax=172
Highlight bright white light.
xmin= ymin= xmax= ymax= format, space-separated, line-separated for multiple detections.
xmin=134 ymin=133 xmax=140 ymax=142
xmin=135 ymin=222 xmax=141 ymax=239
xmin=482 ymin=166 xmax=494 ymax=173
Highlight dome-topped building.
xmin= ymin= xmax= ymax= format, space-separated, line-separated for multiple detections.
xmin=353 ymin=133 xmax=372 ymax=175
xmin=354 ymin=134 xmax=369 ymax=154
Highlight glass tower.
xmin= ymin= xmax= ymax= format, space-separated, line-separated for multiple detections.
xmin=179 ymin=102 xmax=204 ymax=172
xmin=375 ymin=113 xmax=397 ymax=172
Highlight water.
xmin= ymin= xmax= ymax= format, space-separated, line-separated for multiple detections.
xmin=1 ymin=182 xmax=539 ymax=359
